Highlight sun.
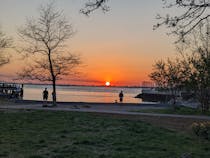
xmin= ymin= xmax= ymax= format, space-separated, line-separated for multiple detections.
xmin=105 ymin=81 xmax=110 ymax=86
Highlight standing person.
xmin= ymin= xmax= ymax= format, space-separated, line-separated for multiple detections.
xmin=51 ymin=91 xmax=56 ymax=106
xmin=20 ymin=87 xmax=24 ymax=99
xmin=19 ymin=83 xmax=24 ymax=99
xmin=43 ymin=88 xmax=49 ymax=107
xmin=119 ymin=90 xmax=124 ymax=103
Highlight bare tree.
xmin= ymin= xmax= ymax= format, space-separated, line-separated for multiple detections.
xmin=151 ymin=23 xmax=210 ymax=111
xmin=0 ymin=28 xmax=12 ymax=66
xmin=18 ymin=2 xmax=81 ymax=106
xmin=81 ymin=0 xmax=210 ymax=41
xmin=81 ymin=0 xmax=109 ymax=15
xmin=149 ymin=58 xmax=185 ymax=105
xmin=178 ymin=23 xmax=210 ymax=111
xmin=154 ymin=0 xmax=210 ymax=42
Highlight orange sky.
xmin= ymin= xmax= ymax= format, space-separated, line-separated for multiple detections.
xmin=0 ymin=0 xmax=176 ymax=86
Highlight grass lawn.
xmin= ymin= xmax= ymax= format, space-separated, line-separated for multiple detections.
xmin=0 ymin=98 xmax=9 ymax=104
xmin=0 ymin=98 xmax=14 ymax=106
xmin=134 ymin=106 xmax=210 ymax=116
xmin=0 ymin=110 xmax=210 ymax=158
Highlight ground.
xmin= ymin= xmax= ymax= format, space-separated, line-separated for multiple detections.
xmin=1 ymin=102 xmax=210 ymax=157
xmin=1 ymin=102 xmax=210 ymax=132
xmin=0 ymin=109 xmax=210 ymax=158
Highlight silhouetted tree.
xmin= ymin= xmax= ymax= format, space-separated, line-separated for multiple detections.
xmin=149 ymin=58 xmax=185 ymax=105
xmin=81 ymin=0 xmax=210 ymax=41
xmin=178 ymin=23 xmax=210 ymax=111
xmin=154 ymin=0 xmax=210 ymax=42
xmin=151 ymin=23 xmax=210 ymax=111
xmin=18 ymin=2 xmax=81 ymax=106
xmin=0 ymin=28 xmax=12 ymax=66
xmin=81 ymin=0 xmax=109 ymax=15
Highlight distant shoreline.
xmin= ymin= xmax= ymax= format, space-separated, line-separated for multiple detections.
xmin=1 ymin=81 xmax=155 ymax=89
xmin=24 ymin=83 xmax=144 ymax=88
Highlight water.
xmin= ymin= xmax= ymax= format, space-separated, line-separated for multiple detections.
xmin=23 ymin=84 xmax=142 ymax=103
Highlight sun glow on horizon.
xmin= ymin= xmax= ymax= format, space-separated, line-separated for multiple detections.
xmin=105 ymin=81 xmax=110 ymax=86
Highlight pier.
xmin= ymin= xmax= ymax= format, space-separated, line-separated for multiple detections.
xmin=0 ymin=83 xmax=23 ymax=99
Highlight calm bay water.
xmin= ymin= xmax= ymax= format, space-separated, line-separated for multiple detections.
xmin=23 ymin=84 xmax=142 ymax=103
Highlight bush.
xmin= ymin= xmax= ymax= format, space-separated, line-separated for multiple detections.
xmin=192 ymin=122 xmax=210 ymax=140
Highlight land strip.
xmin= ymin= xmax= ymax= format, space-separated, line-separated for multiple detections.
xmin=1 ymin=102 xmax=210 ymax=132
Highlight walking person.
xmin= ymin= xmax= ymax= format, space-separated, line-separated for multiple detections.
xmin=43 ymin=88 xmax=49 ymax=107
xmin=119 ymin=90 xmax=124 ymax=103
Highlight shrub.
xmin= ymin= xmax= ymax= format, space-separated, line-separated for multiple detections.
xmin=191 ymin=122 xmax=210 ymax=140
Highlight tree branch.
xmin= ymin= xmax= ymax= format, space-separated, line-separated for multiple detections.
xmin=81 ymin=0 xmax=109 ymax=15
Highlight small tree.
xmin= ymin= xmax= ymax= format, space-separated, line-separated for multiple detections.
xmin=149 ymin=58 xmax=185 ymax=105
xmin=179 ymin=23 xmax=210 ymax=112
xmin=0 ymin=28 xmax=12 ymax=66
xmin=18 ymin=2 xmax=81 ymax=106
xmin=191 ymin=48 xmax=210 ymax=111
xmin=151 ymin=23 xmax=210 ymax=111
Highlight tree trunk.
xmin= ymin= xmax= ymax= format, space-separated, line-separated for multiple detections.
xmin=48 ymin=49 xmax=57 ymax=106
xmin=52 ymin=77 xmax=57 ymax=106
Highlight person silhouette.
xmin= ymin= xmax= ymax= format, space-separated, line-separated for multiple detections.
xmin=43 ymin=88 xmax=49 ymax=107
xmin=119 ymin=90 xmax=124 ymax=103
xmin=20 ymin=88 xmax=23 ymax=99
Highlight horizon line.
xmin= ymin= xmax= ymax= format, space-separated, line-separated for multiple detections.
xmin=0 ymin=81 xmax=156 ymax=88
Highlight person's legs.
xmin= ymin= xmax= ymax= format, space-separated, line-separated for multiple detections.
xmin=43 ymin=97 xmax=48 ymax=107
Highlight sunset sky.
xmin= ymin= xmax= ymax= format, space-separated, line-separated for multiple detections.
xmin=0 ymin=0 xmax=177 ymax=86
